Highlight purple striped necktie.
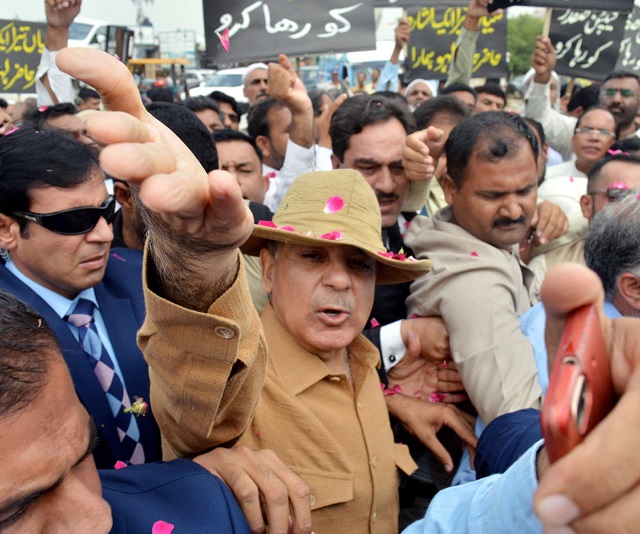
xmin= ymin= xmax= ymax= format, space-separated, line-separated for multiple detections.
xmin=65 ymin=298 xmax=144 ymax=465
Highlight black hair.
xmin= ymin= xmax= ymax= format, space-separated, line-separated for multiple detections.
xmin=307 ymin=89 xmax=334 ymax=117
xmin=0 ymin=290 xmax=58 ymax=417
xmin=413 ymin=95 xmax=470 ymax=130
xmin=78 ymin=87 xmax=100 ymax=100
xmin=445 ymin=111 xmax=538 ymax=189
xmin=184 ymin=96 xmax=222 ymax=114
xmin=474 ymin=84 xmax=506 ymax=105
xmin=610 ymin=136 xmax=640 ymax=154
xmin=602 ymin=71 xmax=640 ymax=86
xmin=440 ymin=82 xmax=477 ymax=101
xmin=247 ymin=97 xmax=286 ymax=140
xmin=566 ymin=84 xmax=600 ymax=113
xmin=146 ymin=102 xmax=218 ymax=172
xmin=0 ymin=98 xmax=8 ymax=110
xmin=329 ymin=94 xmax=416 ymax=162
xmin=0 ymin=126 xmax=100 ymax=233
xmin=207 ymin=91 xmax=242 ymax=118
xmin=145 ymin=87 xmax=175 ymax=103
xmin=523 ymin=117 xmax=546 ymax=147
xmin=24 ymin=102 xmax=78 ymax=131
xmin=213 ymin=129 xmax=263 ymax=163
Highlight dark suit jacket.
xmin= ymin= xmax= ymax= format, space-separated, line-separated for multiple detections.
xmin=0 ymin=248 xmax=161 ymax=469
xmin=100 ymin=459 xmax=251 ymax=534
xmin=101 ymin=459 xmax=251 ymax=533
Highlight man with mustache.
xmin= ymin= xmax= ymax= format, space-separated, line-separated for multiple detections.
xmin=406 ymin=112 xmax=544 ymax=428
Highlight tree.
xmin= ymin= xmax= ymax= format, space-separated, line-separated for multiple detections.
xmin=507 ymin=14 xmax=543 ymax=77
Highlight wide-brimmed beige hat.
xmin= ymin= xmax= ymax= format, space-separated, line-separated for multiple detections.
xmin=241 ymin=169 xmax=432 ymax=285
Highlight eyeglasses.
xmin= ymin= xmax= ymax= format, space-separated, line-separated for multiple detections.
xmin=13 ymin=195 xmax=116 ymax=235
xmin=601 ymin=88 xmax=636 ymax=98
xmin=588 ymin=187 xmax=633 ymax=202
xmin=574 ymin=127 xmax=617 ymax=139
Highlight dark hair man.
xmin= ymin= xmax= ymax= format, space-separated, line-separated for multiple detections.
xmin=184 ymin=95 xmax=225 ymax=133
xmin=0 ymin=126 xmax=161 ymax=468
xmin=25 ymin=102 xmax=93 ymax=145
xmin=208 ymin=90 xmax=242 ymax=130
xmin=77 ymin=87 xmax=101 ymax=110
xmin=439 ymin=82 xmax=477 ymax=113
xmin=474 ymin=84 xmax=507 ymax=112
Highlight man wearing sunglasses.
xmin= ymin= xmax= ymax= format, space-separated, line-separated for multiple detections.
xmin=528 ymin=36 xmax=640 ymax=161
xmin=529 ymin=152 xmax=640 ymax=292
xmin=0 ymin=126 xmax=161 ymax=470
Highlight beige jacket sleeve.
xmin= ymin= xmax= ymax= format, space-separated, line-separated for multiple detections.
xmin=138 ymin=250 xmax=268 ymax=459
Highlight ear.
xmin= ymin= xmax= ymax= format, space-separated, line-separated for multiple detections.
xmin=541 ymin=142 xmax=549 ymax=166
xmin=580 ymin=193 xmax=594 ymax=220
xmin=113 ymin=181 xmax=135 ymax=213
xmin=435 ymin=154 xmax=448 ymax=181
xmin=262 ymin=174 xmax=270 ymax=195
xmin=260 ymin=247 xmax=275 ymax=294
xmin=0 ymin=213 xmax=21 ymax=251
xmin=255 ymin=135 xmax=271 ymax=159
xmin=331 ymin=153 xmax=341 ymax=170
xmin=243 ymin=86 xmax=249 ymax=98
xmin=616 ymin=272 xmax=640 ymax=313
xmin=441 ymin=173 xmax=457 ymax=206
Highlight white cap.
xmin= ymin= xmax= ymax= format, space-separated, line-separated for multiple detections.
xmin=242 ymin=63 xmax=269 ymax=86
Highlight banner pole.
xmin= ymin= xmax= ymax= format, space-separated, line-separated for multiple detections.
xmin=542 ymin=8 xmax=553 ymax=39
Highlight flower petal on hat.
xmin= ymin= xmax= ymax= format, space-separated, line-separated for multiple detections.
xmin=258 ymin=220 xmax=277 ymax=228
xmin=281 ymin=225 xmax=295 ymax=231
xmin=323 ymin=195 xmax=345 ymax=214
xmin=320 ymin=231 xmax=343 ymax=241
xmin=470 ymin=252 xmax=479 ymax=257
xmin=152 ymin=521 xmax=175 ymax=534
xmin=392 ymin=253 xmax=406 ymax=261
xmin=377 ymin=251 xmax=394 ymax=258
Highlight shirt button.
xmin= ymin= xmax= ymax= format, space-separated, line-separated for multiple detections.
xmin=214 ymin=326 xmax=235 ymax=339
xmin=372 ymin=512 xmax=377 ymax=523
xmin=357 ymin=402 xmax=363 ymax=409
xmin=389 ymin=354 xmax=397 ymax=363
xmin=309 ymin=494 xmax=317 ymax=507
xmin=371 ymin=456 xmax=378 ymax=468
xmin=329 ymin=376 xmax=341 ymax=382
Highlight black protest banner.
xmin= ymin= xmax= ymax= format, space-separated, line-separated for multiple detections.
xmin=203 ymin=0 xmax=376 ymax=64
xmin=551 ymin=9 xmax=628 ymax=80
xmin=405 ymin=7 xmax=507 ymax=81
xmin=0 ymin=20 xmax=46 ymax=93
xmin=374 ymin=0 xmax=633 ymax=11
xmin=616 ymin=4 xmax=640 ymax=73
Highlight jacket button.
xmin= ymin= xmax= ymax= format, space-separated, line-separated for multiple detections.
xmin=214 ymin=326 xmax=235 ymax=339
xmin=309 ymin=494 xmax=317 ymax=507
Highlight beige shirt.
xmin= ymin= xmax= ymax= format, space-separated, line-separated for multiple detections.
xmin=529 ymin=236 xmax=586 ymax=297
xmin=239 ymin=304 xmax=415 ymax=533
xmin=405 ymin=208 xmax=542 ymax=425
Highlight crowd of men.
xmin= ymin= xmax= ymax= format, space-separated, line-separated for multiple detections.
xmin=2 ymin=0 xmax=640 ymax=532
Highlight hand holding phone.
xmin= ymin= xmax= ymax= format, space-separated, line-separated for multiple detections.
xmin=540 ymin=304 xmax=616 ymax=463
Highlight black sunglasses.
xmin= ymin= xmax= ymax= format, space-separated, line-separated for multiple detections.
xmin=13 ymin=195 xmax=116 ymax=235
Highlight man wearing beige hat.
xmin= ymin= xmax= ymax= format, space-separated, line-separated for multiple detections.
xmin=146 ymin=168 xmax=475 ymax=533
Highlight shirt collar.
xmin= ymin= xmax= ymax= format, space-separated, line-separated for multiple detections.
xmin=260 ymin=303 xmax=379 ymax=396
xmin=603 ymin=300 xmax=623 ymax=319
xmin=5 ymin=257 xmax=99 ymax=319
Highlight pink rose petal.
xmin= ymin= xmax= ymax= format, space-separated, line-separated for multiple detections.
xmin=114 ymin=460 xmax=128 ymax=469
xmin=391 ymin=253 xmax=406 ymax=261
xmin=38 ymin=105 xmax=48 ymax=112
xmin=323 ymin=195 xmax=345 ymax=214
xmin=320 ymin=230 xmax=343 ymax=241
xmin=569 ymin=176 xmax=574 ymax=183
xmin=470 ymin=252 xmax=479 ymax=257
xmin=611 ymin=182 xmax=629 ymax=190
xmin=428 ymin=392 xmax=449 ymax=403
xmin=377 ymin=251 xmax=394 ymax=258
xmin=258 ymin=220 xmax=277 ymax=228
xmin=637 ymin=194 xmax=640 ymax=200
xmin=267 ymin=171 xmax=276 ymax=178
xmin=280 ymin=225 xmax=295 ymax=231
xmin=152 ymin=521 xmax=174 ymax=534
xmin=370 ymin=318 xmax=380 ymax=328
xmin=3 ymin=125 xmax=19 ymax=136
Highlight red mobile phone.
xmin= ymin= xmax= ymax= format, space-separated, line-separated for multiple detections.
xmin=540 ymin=304 xmax=616 ymax=463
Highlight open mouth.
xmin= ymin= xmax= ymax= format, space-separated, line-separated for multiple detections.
xmin=318 ymin=308 xmax=350 ymax=326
